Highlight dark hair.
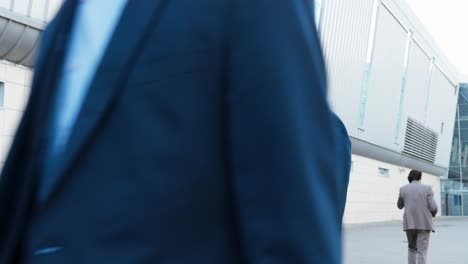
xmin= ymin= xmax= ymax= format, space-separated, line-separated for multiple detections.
xmin=408 ymin=170 xmax=422 ymax=182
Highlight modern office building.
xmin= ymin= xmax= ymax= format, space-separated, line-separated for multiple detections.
xmin=443 ymin=82 xmax=468 ymax=216
xmin=317 ymin=0 xmax=461 ymax=223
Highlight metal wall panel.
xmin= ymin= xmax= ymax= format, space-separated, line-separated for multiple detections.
xmin=399 ymin=43 xmax=431 ymax=135
xmin=351 ymin=136 xmax=447 ymax=176
xmin=30 ymin=0 xmax=48 ymax=21
xmin=12 ymin=0 xmax=29 ymax=16
xmin=0 ymin=0 xmax=10 ymax=9
xmin=0 ymin=0 xmax=64 ymax=23
xmin=360 ymin=5 xmax=407 ymax=151
xmin=320 ymin=0 xmax=375 ymax=135
xmin=46 ymin=0 xmax=62 ymax=22
xmin=321 ymin=0 xmax=459 ymax=170
xmin=427 ymin=67 xmax=458 ymax=166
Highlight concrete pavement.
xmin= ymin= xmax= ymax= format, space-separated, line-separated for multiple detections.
xmin=343 ymin=217 xmax=468 ymax=264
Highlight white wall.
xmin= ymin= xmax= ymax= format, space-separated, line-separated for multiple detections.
xmin=0 ymin=60 xmax=32 ymax=171
xmin=426 ymin=67 xmax=458 ymax=166
xmin=0 ymin=0 xmax=64 ymax=22
xmin=320 ymin=0 xmax=374 ymax=134
xmin=344 ymin=154 xmax=441 ymax=224
xmin=362 ymin=4 xmax=407 ymax=150
xmin=400 ymin=43 xmax=431 ymax=124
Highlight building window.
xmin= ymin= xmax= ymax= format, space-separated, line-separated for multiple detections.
xmin=315 ymin=0 xmax=325 ymax=31
xmin=0 ymin=82 xmax=4 ymax=108
xmin=454 ymin=195 xmax=461 ymax=206
xmin=358 ymin=0 xmax=380 ymax=129
xmin=441 ymin=122 xmax=445 ymax=134
xmin=395 ymin=31 xmax=413 ymax=143
xmin=378 ymin=167 xmax=390 ymax=177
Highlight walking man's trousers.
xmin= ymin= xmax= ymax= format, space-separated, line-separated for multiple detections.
xmin=406 ymin=230 xmax=431 ymax=264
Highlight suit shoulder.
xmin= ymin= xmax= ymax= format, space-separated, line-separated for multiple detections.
xmin=420 ymin=183 xmax=431 ymax=189
xmin=332 ymin=113 xmax=350 ymax=141
xmin=423 ymin=184 xmax=434 ymax=192
xmin=402 ymin=183 xmax=411 ymax=188
xmin=400 ymin=184 xmax=409 ymax=192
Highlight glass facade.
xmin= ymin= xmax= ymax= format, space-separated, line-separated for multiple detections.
xmin=445 ymin=83 xmax=468 ymax=216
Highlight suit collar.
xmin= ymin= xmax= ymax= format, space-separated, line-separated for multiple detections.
xmin=37 ymin=0 xmax=169 ymax=204
xmin=31 ymin=0 xmax=79 ymax=111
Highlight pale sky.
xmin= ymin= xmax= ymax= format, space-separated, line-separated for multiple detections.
xmin=405 ymin=0 xmax=468 ymax=77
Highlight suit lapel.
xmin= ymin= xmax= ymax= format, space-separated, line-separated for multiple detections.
xmin=31 ymin=0 xmax=79 ymax=118
xmin=32 ymin=0 xmax=78 ymax=83
xmin=38 ymin=0 xmax=169 ymax=204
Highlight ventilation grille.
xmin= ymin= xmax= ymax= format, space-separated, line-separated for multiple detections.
xmin=402 ymin=118 xmax=438 ymax=163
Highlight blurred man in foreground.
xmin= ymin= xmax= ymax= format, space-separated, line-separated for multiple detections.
xmin=0 ymin=0 xmax=350 ymax=263
xmin=398 ymin=170 xmax=438 ymax=264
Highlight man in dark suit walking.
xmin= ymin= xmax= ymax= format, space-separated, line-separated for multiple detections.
xmin=0 ymin=0 xmax=351 ymax=263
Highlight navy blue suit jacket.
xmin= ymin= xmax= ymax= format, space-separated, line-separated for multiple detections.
xmin=0 ymin=0 xmax=351 ymax=263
